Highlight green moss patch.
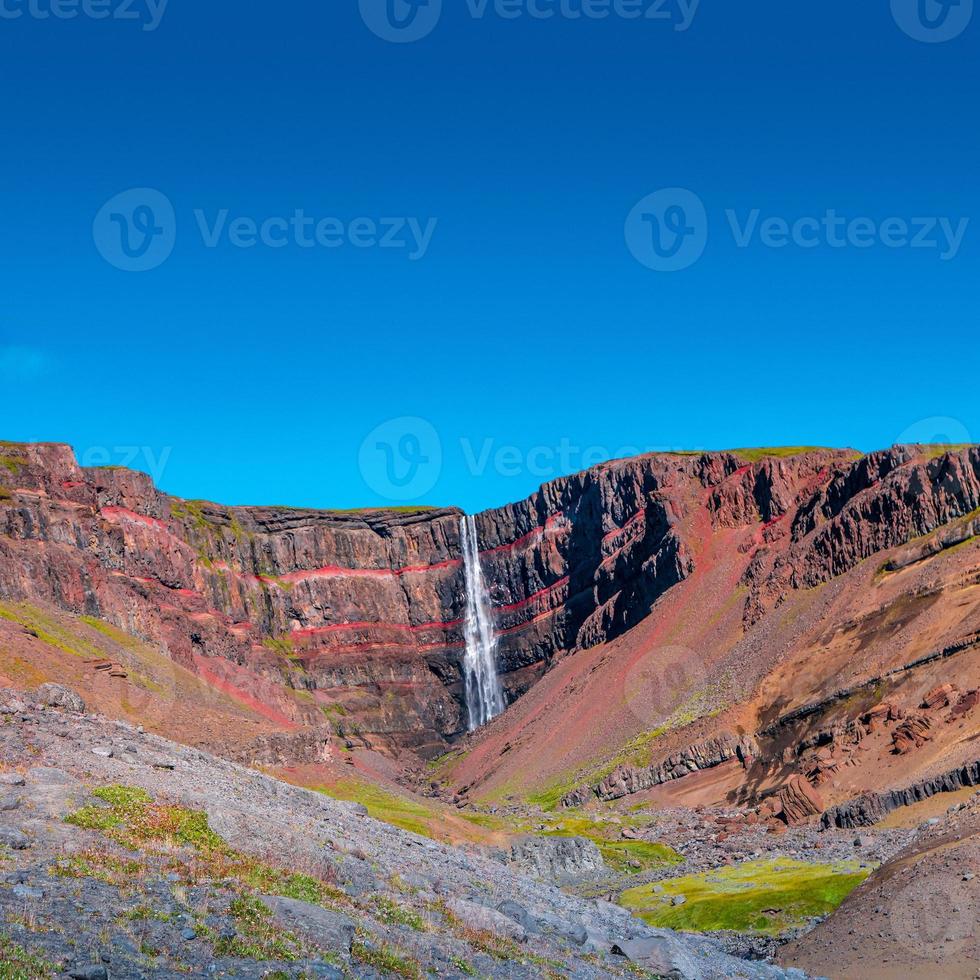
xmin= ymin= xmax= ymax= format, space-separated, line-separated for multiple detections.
xmin=316 ymin=779 xmax=436 ymax=838
xmin=543 ymin=816 xmax=682 ymax=874
xmin=0 ymin=935 xmax=55 ymax=979
xmin=620 ymin=857 xmax=871 ymax=935
xmin=731 ymin=447 xmax=832 ymax=463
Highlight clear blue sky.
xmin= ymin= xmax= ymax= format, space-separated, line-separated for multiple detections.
xmin=1 ymin=1 xmax=977 ymax=512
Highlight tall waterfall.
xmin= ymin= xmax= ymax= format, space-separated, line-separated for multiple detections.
xmin=460 ymin=515 xmax=505 ymax=731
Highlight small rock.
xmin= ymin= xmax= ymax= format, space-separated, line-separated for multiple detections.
xmin=259 ymin=895 xmax=357 ymax=952
xmin=446 ymin=898 xmax=527 ymax=943
xmin=37 ymin=683 xmax=86 ymax=714
xmin=0 ymin=827 xmax=30 ymax=849
xmin=496 ymin=900 xmax=539 ymax=935
xmin=91 ymin=748 xmax=113 ymax=759
xmin=0 ymin=793 xmax=21 ymax=811
xmin=963 ymin=872 xmax=975 ymax=881
xmin=12 ymin=884 xmax=44 ymax=900
xmin=672 ymin=894 xmax=687 ymax=906
xmin=180 ymin=927 xmax=197 ymax=941
xmin=0 ymin=773 xmax=25 ymax=786
xmin=68 ymin=967 xmax=108 ymax=980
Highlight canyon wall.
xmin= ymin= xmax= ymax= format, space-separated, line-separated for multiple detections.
xmin=1 ymin=441 xmax=979 ymax=757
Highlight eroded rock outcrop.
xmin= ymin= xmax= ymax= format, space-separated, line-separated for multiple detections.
xmin=821 ymin=759 xmax=980 ymax=829
xmin=594 ymin=733 xmax=759 ymax=802
xmin=775 ymin=775 xmax=825 ymax=826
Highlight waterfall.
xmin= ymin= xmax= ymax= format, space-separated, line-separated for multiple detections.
xmin=460 ymin=515 xmax=505 ymax=731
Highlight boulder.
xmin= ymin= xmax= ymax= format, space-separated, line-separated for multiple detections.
xmin=950 ymin=690 xmax=979 ymax=719
xmin=446 ymin=898 xmax=527 ymax=942
xmin=777 ymin=775 xmax=825 ymax=826
xmin=892 ymin=714 xmax=931 ymax=754
xmin=259 ymin=895 xmax=356 ymax=953
xmin=510 ymin=835 xmax=607 ymax=883
xmin=36 ymin=683 xmax=85 ymax=714
xmin=922 ymin=684 xmax=958 ymax=710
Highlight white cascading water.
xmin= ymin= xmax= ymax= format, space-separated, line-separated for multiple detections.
xmin=460 ymin=515 xmax=505 ymax=730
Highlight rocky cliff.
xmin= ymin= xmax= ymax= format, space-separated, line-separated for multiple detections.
xmin=2 ymin=441 xmax=979 ymax=760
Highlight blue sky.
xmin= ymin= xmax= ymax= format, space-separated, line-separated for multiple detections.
xmin=1 ymin=1 xmax=977 ymax=512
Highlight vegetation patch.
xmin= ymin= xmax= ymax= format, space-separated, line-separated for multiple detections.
xmin=371 ymin=895 xmax=427 ymax=932
xmin=64 ymin=785 xmax=346 ymax=911
xmin=204 ymin=894 xmax=304 ymax=961
xmin=316 ymin=779 xmax=437 ymax=839
xmin=52 ymin=850 xmax=146 ymax=887
xmin=731 ymin=446 xmax=833 ymax=463
xmin=543 ymin=816 xmax=681 ymax=873
xmin=0 ymin=935 xmax=54 ymax=979
xmin=351 ymin=938 xmax=422 ymax=979
xmin=0 ymin=601 xmax=108 ymax=660
xmin=619 ymin=857 xmax=871 ymax=935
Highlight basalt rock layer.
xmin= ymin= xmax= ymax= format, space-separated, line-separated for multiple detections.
xmin=2 ymin=441 xmax=980 ymax=761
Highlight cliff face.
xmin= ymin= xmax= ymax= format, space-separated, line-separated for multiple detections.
xmin=2 ymin=441 xmax=978 ymax=759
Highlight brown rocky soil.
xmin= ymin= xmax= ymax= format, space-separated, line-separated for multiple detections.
xmin=781 ymin=791 xmax=980 ymax=979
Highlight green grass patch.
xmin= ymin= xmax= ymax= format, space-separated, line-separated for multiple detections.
xmin=52 ymin=850 xmax=147 ymax=886
xmin=372 ymin=895 xmax=428 ymax=931
xmin=0 ymin=935 xmax=55 ymax=979
xmin=731 ymin=447 xmax=832 ymax=463
xmin=206 ymin=895 xmax=303 ymax=961
xmin=525 ymin=775 xmax=581 ymax=812
xmin=619 ymin=857 xmax=871 ymax=935
xmin=315 ymin=779 xmax=435 ymax=838
xmin=352 ymin=939 xmax=422 ymax=978
xmin=920 ymin=443 xmax=974 ymax=459
xmin=542 ymin=816 xmax=682 ymax=874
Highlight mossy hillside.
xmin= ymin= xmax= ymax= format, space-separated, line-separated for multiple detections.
xmin=314 ymin=778 xmax=438 ymax=839
xmin=0 ymin=934 xmax=55 ymax=980
xmin=0 ymin=601 xmax=113 ymax=661
xmin=542 ymin=815 xmax=682 ymax=874
xmin=60 ymin=782 xmax=436 ymax=974
xmin=619 ymin=857 xmax=871 ymax=935
xmin=0 ymin=442 xmax=27 ymax=480
xmin=731 ymin=447 xmax=835 ymax=463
